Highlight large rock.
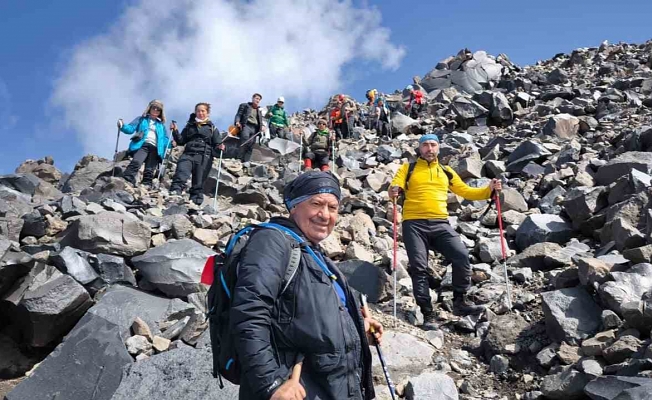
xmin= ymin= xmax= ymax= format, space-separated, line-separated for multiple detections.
xmin=500 ymin=188 xmax=528 ymax=212
xmin=508 ymin=242 xmax=564 ymax=271
xmin=404 ymin=371 xmax=458 ymax=400
xmin=60 ymin=211 xmax=151 ymax=256
xmin=15 ymin=159 xmax=62 ymax=184
xmin=371 ymin=332 xmax=435 ymax=382
xmin=543 ymin=114 xmax=580 ymax=139
xmin=482 ymin=314 xmax=530 ymax=359
xmin=87 ymin=285 xmax=178 ymax=340
xmin=596 ymin=152 xmax=652 ymax=186
xmin=61 ymin=159 xmax=113 ymax=193
xmin=50 ymin=247 xmax=99 ymax=285
xmin=598 ymin=263 xmax=652 ymax=315
xmin=0 ymin=217 xmax=24 ymax=242
xmin=621 ymin=299 xmax=652 ymax=333
xmin=131 ymin=239 xmax=215 ymax=297
xmin=111 ymin=346 xmax=239 ymax=400
xmin=1 ymin=263 xmax=92 ymax=347
xmin=584 ymin=376 xmax=652 ymax=400
xmin=87 ymin=253 xmax=137 ymax=286
xmin=515 ymin=215 xmax=573 ymax=250
xmin=563 ymin=187 xmax=608 ymax=228
xmin=391 ymin=113 xmax=418 ymax=135
xmin=0 ymin=174 xmax=40 ymax=196
xmin=337 ymin=260 xmax=389 ymax=304
xmin=0 ymin=245 xmax=32 ymax=297
xmin=506 ymin=141 xmax=552 ymax=173
xmin=541 ymin=287 xmax=603 ymax=344
xmin=540 ymin=368 xmax=590 ymax=400
xmin=5 ymin=313 xmax=132 ymax=400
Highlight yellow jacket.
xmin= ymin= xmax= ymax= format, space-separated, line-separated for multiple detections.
xmin=391 ymin=158 xmax=492 ymax=220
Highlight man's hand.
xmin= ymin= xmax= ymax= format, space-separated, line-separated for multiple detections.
xmin=388 ymin=185 xmax=401 ymax=199
xmin=364 ymin=317 xmax=384 ymax=345
xmin=235 ymin=122 xmax=242 ymax=129
xmin=270 ymin=363 xmax=306 ymax=400
xmin=489 ymin=178 xmax=503 ymax=192
xmin=170 ymin=121 xmax=178 ymax=131
xmin=217 ymin=144 xmax=225 ymax=151
xmin=117 ymin=119 xmax=124 ymax=129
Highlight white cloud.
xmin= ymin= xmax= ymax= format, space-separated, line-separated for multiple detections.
xmin=50 ymin=0 xmax=405 ymax=158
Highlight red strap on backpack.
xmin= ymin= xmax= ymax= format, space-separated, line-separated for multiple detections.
xmin=200 ymin=255 xmax=216 ymax=285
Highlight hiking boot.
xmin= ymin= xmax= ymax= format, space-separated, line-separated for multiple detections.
xmin=191 ymin=196 xmax=204 ymax=206
xmin=421 ymin=310 xmax=438 ymax=331
xmin=453 ymin=293 xmax=486 ymax=316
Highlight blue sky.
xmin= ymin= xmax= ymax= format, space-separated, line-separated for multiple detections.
xmin=1 ymin=0 xmax=651 ymax=174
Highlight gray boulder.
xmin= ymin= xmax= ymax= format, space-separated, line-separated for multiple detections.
xmin=541 ymin=368 xmax=590 ymax=400
xmin=371 ymin=332 xmax=435 ymax=382
xmin=404 ymin=371 xmax=458 ymax=400
xmin=5 ymin=313 xmax=132 ymax=400
xmin=390 ymin=113 xmax=418 ymax=135
xmin=0 ymin=174 xmax=41 ymax=196
xmin=515 ymin=214 xmax=573 ymax=250
xmin=338 ymin=260 xmax=390 ymax=304
xmin=563 ymin=187 xmax=608 ymax=228
xmin=131 ymin=239 xmax=215 ymax=297
xmin=60 ymin=211 xmax=151 ymax=256
xmin=506 ymin=141 xmax=552 ymax=173
xmin=500 ymin=188 xmax=528 ymax=212
xmin=541 ymin=287 xmax=603 ymax=344
xmin=88 ymin=253 xmax=136 ymax=286
xmin=0 ymin=217 xmax=24 ymax=242
xmin=50 ymin=247 xmax=99 ymax=285
xmin=584 ymin=376 xmax=652 ymax=400
xmin=482 ymin=314 xmax=530 ymax=359
xmin=598 ymin=263 xmax=652 ymax=315
xmin=111 ymin=346 xmax=239 ymax=400
xmin=1 ymin=263 xmax=92 ymax=347
xmin=61 ymin=159 xmax=113 ymax=193
xmin=596 ymin=152 xmax=652 ymax=186
xmin=621 ymin=299 xmax=652 ymax=333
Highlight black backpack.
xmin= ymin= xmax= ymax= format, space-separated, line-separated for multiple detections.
xmin=206 ymin=222 xmax=314 ymax=388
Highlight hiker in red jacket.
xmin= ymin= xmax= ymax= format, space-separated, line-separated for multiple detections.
xmin=406 ymin=85 xmax=425 ymax=119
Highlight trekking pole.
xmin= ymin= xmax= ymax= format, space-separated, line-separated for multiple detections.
xmin=494 ymin=189 xmax=513 ymax=310
xmin=392 ymin=198 xmax=398 ymax=325
xmin=299 ymin=133 xmax=303 ymax=171
xmin=331 ymin=137 xmax=336 ymax=172
xmin=212 ymin=147 xmax=224 ymax=211
xmin=360 ymin=294 xmax=396 ymax=400
xmin=239 ymin=131 xmax=263 ymax=147
xmin=157 ymin=120 xmax=176 ymax=188
xmin=112 ymin=122 xmax=121 ymax=177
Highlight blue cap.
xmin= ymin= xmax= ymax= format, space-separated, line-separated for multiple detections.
xmin=419 ymin=134 xmax=439 ymax=144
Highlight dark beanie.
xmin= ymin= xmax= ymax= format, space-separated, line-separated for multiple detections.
xmin=284 ymin=171 xmax=341 ymax=210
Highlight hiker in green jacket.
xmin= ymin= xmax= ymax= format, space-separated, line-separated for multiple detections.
xmin=266 ymin=97 xmax=290 ymax=139
xmin=303 ymin=119 xmax=333 ymax=171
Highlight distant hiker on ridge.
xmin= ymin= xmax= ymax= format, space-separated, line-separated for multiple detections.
xmin=169 ymin=102 xmax=224 ymax=205
xmin=234 ymin=93 xmax=266 ymax=163
xmin=117 ymin=99 xmax=170 ymax=188
xmin=406 ymin=85 xmax=425 ymax=119
xmin=266 ymin=96 xmax=290 ymax=140
xmin=388 ymin=133 xmax=502 ymax=330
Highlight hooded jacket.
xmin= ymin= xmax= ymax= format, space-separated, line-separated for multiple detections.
xmin=120 ymin=116 xmax=170 ymax=159
xmin=391 ymin=158 xmax=492 ymax=220
xmin=232 ymin=217 xmax=375 ymax=400
xmin=267 ymin=104 xmax=289 ymax=127
xmin=173 ymin=118 xmax=221 ymax=157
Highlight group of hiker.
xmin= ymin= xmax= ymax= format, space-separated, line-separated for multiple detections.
xmin=116 ymin=92 xmax=503 ymax=399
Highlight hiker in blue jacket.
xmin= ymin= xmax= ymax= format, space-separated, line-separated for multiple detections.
xmin=117 ymin=99 xmax=171 ymax=187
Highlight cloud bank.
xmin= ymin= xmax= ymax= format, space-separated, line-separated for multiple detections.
xmin=50 ymin=0 xmax=405 ymax=158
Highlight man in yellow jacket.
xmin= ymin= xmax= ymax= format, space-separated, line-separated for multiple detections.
xmin=389 ymin=133 xmax=502 ymax=329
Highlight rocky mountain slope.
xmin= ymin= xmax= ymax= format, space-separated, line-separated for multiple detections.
xmin=2 ymin=39 xmax=652 ymax=399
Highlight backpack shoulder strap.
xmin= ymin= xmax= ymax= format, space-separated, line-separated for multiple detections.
xmin=405 ymin=162 xmax=417 ymax=190
xmin=441 ymin=165 xmax=454 ymax=183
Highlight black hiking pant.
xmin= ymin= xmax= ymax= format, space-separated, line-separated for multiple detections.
xmin=269 ymin=124 xmax=288 ymax=140
xmin=238 ymin=123 xmax=259 ymax=162
xmin=402 ymin=219 xmax=472 ymax=314
xmin=170 ymin=151 xmax=213 ymax=202
xmin=304 ymin=150 xmax=330 ymax=169
xmin=123 ymin=143 xmax=159 ymax=186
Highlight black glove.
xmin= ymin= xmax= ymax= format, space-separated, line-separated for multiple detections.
xmin=188 ymin=113 xmax=196 ymax=123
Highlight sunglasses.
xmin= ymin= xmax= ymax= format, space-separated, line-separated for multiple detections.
xmin=278 ymin=101 xmax=284 ymax=104
xmin=318 ymin=123 xmax=326 ymax=126
xmin=150 ymin=106 xmax=162 ymax=112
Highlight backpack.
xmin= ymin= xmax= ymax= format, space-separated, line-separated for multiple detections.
xmin=204 ymin=222 xmax=327 ymax=388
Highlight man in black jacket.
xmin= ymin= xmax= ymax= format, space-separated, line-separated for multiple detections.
xmin=169 ymin=103 xmax=224 ymax=205
xmin=234 ymin=93 xmax=266 ymax=162
xmin=232 ymin=171 xmax=383 ymax=400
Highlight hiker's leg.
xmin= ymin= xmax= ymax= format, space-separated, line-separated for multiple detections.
xmin=269 ymin=124 xmax=278 ymax=140
xmin=402 ymin=219 xmax=434 ymax=313
xmin=170 ymin=153 xmax=192 ymax=193
xmin=303 ymin=152 xmax=315 ymax=169
xmin=238 ymin=125 xmax=256 ymax=162
xmin=315 ymin=151 xmax=329 ymax=170
xmin=189 ymin=154 xmax=212 ymax=200
xmin=430 ymin=222 xmax=472 ymax=295
xmin=141 ymin=145 xmax=158 ymax=185
xmin=123 ymin=146 xmax=148 ymax=185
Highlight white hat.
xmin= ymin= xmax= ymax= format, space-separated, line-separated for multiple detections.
xmin=277 ymin=96 xmax=285 ymax=103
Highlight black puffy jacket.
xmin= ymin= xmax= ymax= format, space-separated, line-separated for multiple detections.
xmin=231 ymin=217 xmax=375 ymax=400
xmin=173 ymin=120 xmax=221 ymax=156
